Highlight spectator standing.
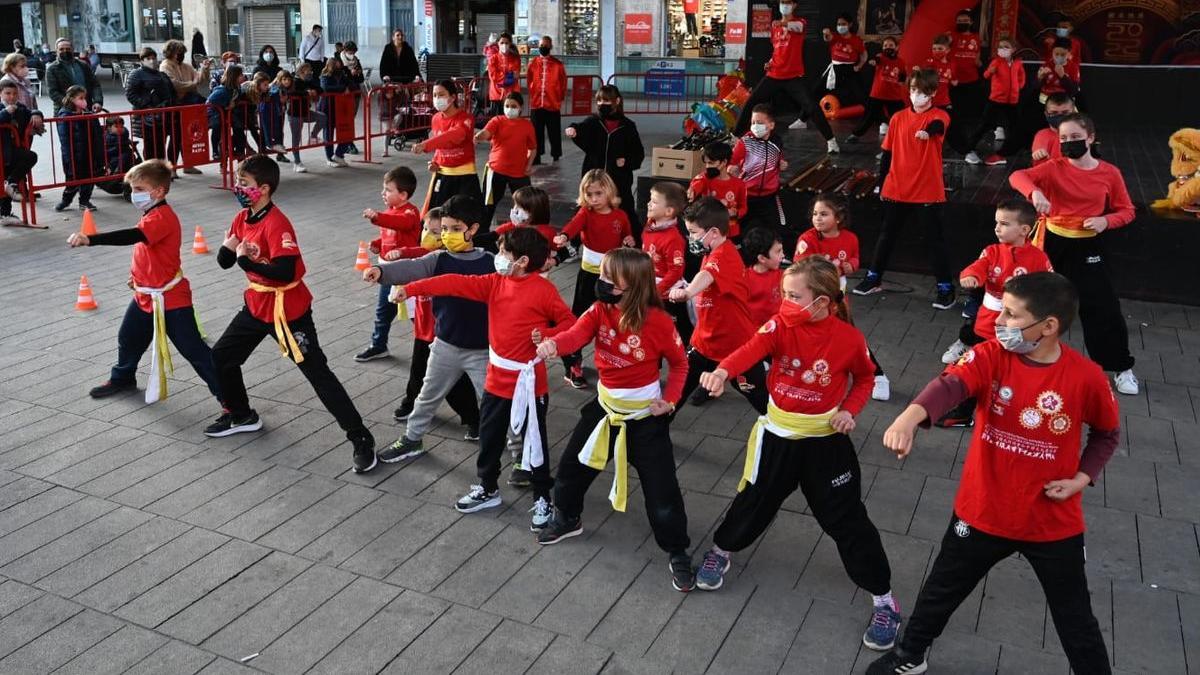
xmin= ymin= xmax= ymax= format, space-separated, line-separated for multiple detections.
xmin=0 ymin=54 xmax=45 ymax=136
xmin=255 ymin=45 xmax=282 ymax=81
xmin=379 ymin=29 xmax=420 ymax=84
xmin=485 ymin=32 xmax=521 ymax=117
xmin=300 ymin=25 xmax=326 ymax=71
xmin=46 ymin=38 xmax=103 ymax=112
xmin=125 ymin=47 xmax=180 ymax=172
xmin=192 ymin=28 xmax=208 ymax=66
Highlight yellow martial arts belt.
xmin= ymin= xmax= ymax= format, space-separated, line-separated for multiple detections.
xmin=740 ymin=400 xmax=838 ymax=492
xmin=576 ymin=382 xmax=660 ymax=512
xmin=580 ymin=244 xmax=604 ymax=274
xmin=134 ymin=270 xmax=185 ymax=404
xmin=248 ymin=280 xmax=304 ymax=364
xmin=389 ymin=286 xmax=416 ymax=322
xmin=1032 ymin=215 xmax=1091 ymax=249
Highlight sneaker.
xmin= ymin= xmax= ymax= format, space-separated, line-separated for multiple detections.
xmin=54 ymin=200 xmax=71 ymax=212
xmin=1114 ymin=369 xmax=1139 ymax=395
xmin=463 ymin=424 xmax=480 ymax=441
xmin=79 ymin=202 xmax=97 ymax=211
xmin=872 ymin=375 xmax=891 ymax=402
xmin=455 ymin=484 xmax=501 ymax=513
xmin=378 ymin=436 xmax=425 ymax=463
xmin=0 ymin=214 xmax=24 ymax=227
xmin=964 ymin=151 xmax=982 ymax=165
xmin=827 ymin=138 xmax=841 ymax=154
xmin=88 ymin=379 xmax=136 ymax=399
xmin=333 ymin=156 xmax=349 ymax=167
xmin=853 ymin=275 xmax=882 ymax=296
xmin=183 ymin=166 xmax=202 ymax=175
xmin=275 ymin=154 xmax=290 ymax=164
xmin=689 ymin=386 xmax=711 ymax=407
xmin=878 ymin=122 xmax=889 ymax=137
xmin=531 ymin=156 xmax=542 ymax=166
xmin=961 ymin=293 xmax=982 ymax=320
xmin=932 ymin=287 xmax=956 ymax=310
xmin=204 ymin=410 xmax=263 ymax=437
xmin=507 ymin=468 xmax=532 ymax=488
xmin=529 ymin=496 xmax=553 ymax=532
xmin=983 ymin=154 xmax=1007 ymax=166
xmin=537 ymin=511 xmax=583 ymax=544
xmin=347 ymin=144 xmax=361 ymax=154
xmin=351 ymin=430 xmax=377 ymax=474
xmin=863 ymin=604 xmax=902 ymax=650
xmin=354 ymin=345 xmax=389 ymax=362
xmin=3 ymin=182 xmax=15 ymax=200
xmin=669 ymin=554 xmax=695 ymax=592
xmin=695 ymin=549 xmax=730 ymax=591
xmin=564 ymin=364 xmax=587 ymax=389
xmin=293 ymin=162 xmax=307 ymax=173
xmin=326 ymin=159 xmax=341 ymax=168
xmin=866 ymin=647 xmax=927 ymax=674
xmin=563 ymin=243 xmax=579 ymax=261
xmin=941 ymin=339 xmax=968 ymax=365
xmin=993 ymin=126 xmax=1006 ymax=142
xmin=788 ymin=118 xmax=807 ymax=130
xmin=269 ymin=144 xmax=287 ymax=154
xmin=393 ymin=397 xmax=415 ymax=422
xmin=844 ymin=135 xmax=859 ymax=144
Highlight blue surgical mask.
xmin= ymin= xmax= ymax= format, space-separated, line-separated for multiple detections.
xmin=836 ymin=25 xmax=849 ymax=35
xmin=995 ymin=319 xmax=1046 ymax=354
xmin=1056 ymin=27 xmax=1070 ymax=38
xmin=130 ymin=190 xmax=155 ymax=211
xmin=494 ymin=254 xmax=514 ymax=275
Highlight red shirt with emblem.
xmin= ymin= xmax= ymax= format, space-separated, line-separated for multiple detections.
xmin=370 ymin=201 xmax=422 ymax=257
xmin=951 ymin=31 xmax=982 ymax=83
xmin=960 ymin=243 xmax=1054 ymax=340
xmin=231 ymin=205 xmax=312 ymax=323
xmin=691 ymin=240 xmax=756 ymax=360
xmin=483 ymin=115 xmax=537 ymax=177
xmin=943 ymin=340 xmax=1121 ymax=541
xmin=829 ymin=34 xmax=865 ymax=63
xmin=870 ymin=53 xmax=908 ymax=101
xmin=689 ymin=173 xmax=748 ymax=237
xmin=745 ymin=266 xmax=783 ymax=327
xmin=720 ymin=313 xmax=874 ymax=416
xmin=1031 ymin=128 xmax=1061 ymax=166
xmin=794 ymin=228 xmax=860 ymax=274
xmin=923 ymin=55 xmax=954 ymax=107
xmin=641 ymin=222 xmax=685 ymax=298
xmin=131 ymin=203 xmax=192 ymax=313
xmin=552 ymin=303 xmax=688 ymax=405
xmin=561 ymin=207 xmax=632 ymax=254
xmin=766 ymin=19 xmax=807 ymax=80
xmin=881 ymin=106 xmax=950 ymax=204
xmin=422 ymin=108 xmax=477 ymax=169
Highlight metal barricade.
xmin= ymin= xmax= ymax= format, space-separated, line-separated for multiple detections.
xmin=364 ymin=82 xmax=436 ymax=158
xmin=0 ymin=122 xmax=32 ymax=224
xmin=604 ymin=72 xmax=723 ymax=115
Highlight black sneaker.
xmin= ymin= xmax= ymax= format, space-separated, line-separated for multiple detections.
xmin=537 ymin=512 xmax=583 ymax=545
xmin=378 ymin=437 xmax=425 ymax=463
xmin=350 ymin=429 xmax=377 ymax=474
xmin=669 ymin=554 xmax=695 ymax=592
xmin=866 ymin=647 xmax=928 ymax=674
xmin=565 ymin=364 xmax=587 ymax=389
xmin=80 ymin=202 xmax=97 ymax=211
xmin=455 ymin=484 xmax=501 ymax=513
xmin=354 ymin=345 xmax=389 ymax=362
xmin=463 ymin=424 xmax=480 ymax=441
xmin=54 ymin=200 xmax=71 ymax=212
xmin=689 ymin=386 xmax=711 ymax=407
xmin=88 ymin=379 xmax=136 ymax=399
xmin=961 ymin=292 xmax=982 ymax=320
xmin=203 ymin=410 xmax=263 ymax=437
xmin=393 ymin=398 xmax=415 ymax=422
xmin=853 ymin=275 xmax=883 ymax=296
xmin=507 ymin=468 xmax=532 ymax=488
xmin=932 ymin=287 xmax=956 ymax=311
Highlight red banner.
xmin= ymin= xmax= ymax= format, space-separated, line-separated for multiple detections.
xmin=726 ymin=22 xmax=747 ymax=44
xmin=571 ymin=76 xmax=594 ymax=116
xmin=990 ymin=0 xmax=1019 ymax=43
xmin=179 ymin=105 xmax=209 ymax=168
xmin=751 ymin=5 xmax=773 ymax=38
xmin=334 ymin=93 xmax=356 ymax=143
xmin=625 ymin=14 xmax=653 ymax=44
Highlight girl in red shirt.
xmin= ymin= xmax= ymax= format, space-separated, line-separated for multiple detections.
xmin=475 ymin=91 xmax=536 ymax=228
xmin=534 ymin=248 xmax=694 ymax=591
xmin=694 ymin=257 xmax=900 ymax=650
xmin=850 ymin=36 xmax=907 ymax=141
xmin=412 ymin=79 xmax=484 ymax=214
xmin=817 ymin=13 xmax=868 ymax=109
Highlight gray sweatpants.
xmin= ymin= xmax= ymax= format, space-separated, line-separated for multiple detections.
xmin=404 ymin=338 xmax=487 ymax=441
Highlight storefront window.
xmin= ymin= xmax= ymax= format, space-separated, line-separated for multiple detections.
xmin=563 ymin=0 xmax=598 ymax=55
xmin=140 ymin=0 xmax=184 ymax=42
xmin=665 ymin=0 xmax=726 ymax=57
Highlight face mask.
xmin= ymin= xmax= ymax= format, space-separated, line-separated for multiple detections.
xmin=597 ymin=103 xmax=614 ymax=118
xmin=539 ymin=46 xmax=551 ymax=56
xmin=1045 ymin=113 xmax=1067 ymax=129
xmin=1054 ymin=55 xmax=1068 ymax=66
xmin=883 ymin=48 xmax=897 ymax=58
xmin=1060 ymin=138 xmax=1089 ymax=159
xmin=503 ymin=106 xmax=520 ymax=119
xmin=836 ymin=25 xmax=849 ymax=35
xmin=997 ymin=47 xmax=1013 ymax=59
xmin=995 ymin=320 xmax=1044 ymax=353
xmin=344 ymin=53 xmax=357 ymax=63
xmin=58 ymin=51 xmax=73 ymax=61
xmin=420 ymin=230 xmax=441 ymax=250
xmin=441 ymin=230 xmax=471 ymax=252
xmin=509 ymin=206 xmax=529 ymax=224
xmin=433 ymin=96 xmax=450 ymax=112
xmin=779 ymin=3 xmax=794 ymax=16
xmin=494 ymin=254 xmax=514 ymax=275
xmin=704 ymin=166 xmax=720 ymax=179
xmin=263 ymin=52 xmax=275 ymax=63
xmin=498 ymin=44 xmax=508 ymax=54
xmin=688 ymin=232 xmax=710 ymax=256
xmin=595 ymin=278 xmax=621 ymax=304
xmin=130 ymin=190 xmax=155 ymax=211
xmin=910 ymin=91 xmax=931 ymax=108
xmin=750 ymin=123 xmax=769 ymax=139
xmin=234 ymin=185 xmax=262 ymax=208
xmin=779 ymin=298 xmax=825 ymax=326
xmin=956 ymin=23 xmax=971 ymax=32
xmin=142 ymin=58 xmax=158 ymax=70
xmin=1056 ymin=27 xmax=1070 ymax=37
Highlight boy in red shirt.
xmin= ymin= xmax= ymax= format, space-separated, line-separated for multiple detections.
xmin=67 ymin=159 xmax=222 ymax=408
xmin=868 ymin=272 xmax=1118 ymax=675
xmin=668 ymin=197 xmax=767 ymax=411
xmin=1038 ymin=38 xmax=1081 ymax=103
xmin=689 ymin=141 xmax=747 ymax=240
xmin=356 ymin=165 xmax=422 ymax=362
xmin=924 ymin=34 xmax=955 ymax=109
xmin=964 ymin=37 xmax=1025 ymax=167
xmin=526 ymin=36 xmax=567 ymax=164
xmin=209 ymin=156 xmax=377 ymax=473
xmin=731 ymin=105 xmax=790 ymax=247
xmin=1032 ymin=93 xmax=1075 ymax=166
xmin=817 ymin=13 xmax=868 ymax=109
xmin=850 ymin=36 xmax=907 ymax=141
xmin=742 ymin=227 xmax=784 ymax=328
xmin=643 ymin=181 xmax=690 ymax=344
xmin=475 ymin=91 xmax=536 ymax=228
xmin=854 ymin=70 xmax=956 ymax=311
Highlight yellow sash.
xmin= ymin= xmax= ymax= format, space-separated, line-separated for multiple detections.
xmin=248 ymin=280 xmax=304 ymax=363
xmin=740 ymin=400 xmax=837 ymax=492
xmin=389 ymin=286 xmax=417 ymax=322
xmin=134 ymin=270 xmax=184 ymax=403
xmin=1033 ymin=215 xmax=1091 ymax=249
xmin=577 ymin=383 xmax=658 ymax=512
xmin=438 ymin=163 xmax=477 ymax=176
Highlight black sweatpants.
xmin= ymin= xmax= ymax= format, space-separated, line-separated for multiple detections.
xmin=531 ymin=108 xmax=562 ymax=160
xmin=867 ymin=201 xmax=953 ymax=284
xmin=562 ymin=267 xmax=599 ymax=372
xmin=743 ymin=193 xmax=790 ymax=252
xmin=482 ymin=166 xmax=531 ymax=230
xmin=816 ymin=63 xmax=867 ymax=108
xmin=478 ymin=392 xmax=553 ymax=499
xmin=966 ymin=101 xmax=1020 ymax=155
xmin=899 ymin=515 xmax=1110 ymax=674
xmin=676 ymin=347 xmax=768 ymax=418
xmin=553 ymin=398 xmax=690 ymax=554
xmin=429 ymin=172 xmax=485 ymax=222
xmin=1043 ymin=232 xmax=1134 ymax=372
xmin=734 ymin=75 xmax=833 ymax=141
xmin=2 ymin=147 xmax=37 ymax=216
xmin=405 ymin=337 xmax=480 ymax=426
xmin=852 ymin=97 xmax=905 ymax=137
xmin=213 ymin=307 xmax=366 ymax=438
xmin=110 ymin=300 xmax=222 ymax=400
xmin=666 ymin=300 xmax=694 ymax=348
xmin=939 ymin=104 xmax=973 ymax=156
xmin=713 ymin=432 xmax=891 ymax=596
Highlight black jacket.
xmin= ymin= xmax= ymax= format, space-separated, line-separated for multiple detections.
xmin=568 ymin=114 xmax=645 ymax=185
xmin=0 ymin=103 xmax=32 ymax=165
xmin=379 ymin=42 xmax=419 ymax=83
xmin=56 ymin=107 xmax=105 ymax=180
xmin=124 ymin=66 xmax=177 ymax=138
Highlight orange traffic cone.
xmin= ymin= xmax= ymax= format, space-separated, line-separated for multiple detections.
xmin=75 ymin=275 xmax=98 ymax=311
xmin=192 ymin=226 xmax=210 ymax=254
xmin=81 ymin=210 xmax=98 ymax=236
xmin=354 ymin=241 xmax=370 ymax=271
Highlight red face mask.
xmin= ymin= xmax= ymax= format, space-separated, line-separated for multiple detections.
xmin=778 ymin=298 xmax=825 ymax=326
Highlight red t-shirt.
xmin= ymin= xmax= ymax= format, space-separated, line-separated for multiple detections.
xmin=766 ymin=19 xmax=807 ymax=80
xmin=1032 ymin=128 xmax=1062 ymax=165
xmin=829 ymin=34 xmax=865 ymax=63
xmin=1039 ymin=59 xmax=1081 ymax=96
xmin=483 ymin=116 xmax=536 ymax=177
xmin=1009 ymin=159 xmax=1135 ymax=229
xmin=691 ymin=240 xmax=755 ymax=360
xmin=960 ymin=243 xmax=1054 ymax=340
xmin=744 ymin=266 xmax=783 ymax=328
xmin=552 ymin=303 xmax=688 ymax=405
xmin=131 ymin=204 xmax=192 ymax=313
xmin=371 ymin=202 xmax=422 ymax=257
xmin=951 ymin=32 xmax=982 ymax=83
xmin=689 ymin=173 xmax=748 ymax=237
xmin=641 ymin=223 xmax=685 ymax=298
xmin=923 ymin=56 xmax=954 ymax=107
xmin=561 ymin=207 xmax=632 ymax=254
xmin=422 ymin=109 xmax=476 ymax=169
xmin=404 ymin=272 xmax=575 ymax=398
xmin=870 ymin=54 xmax=908 ymax=101
xmin=720 ymin=313 xmax=874 ymax=416
xmin=881 ymin=106 xmax=950 ymax=204
xmin=495 ymin=221 xmax=559 ymax=250
xmin=230 ymin=205 xmax=312 ymax=323
xmin=794 ymin=228 xmax=860 ymax=274
xmin=943 ymin=340 xmax=1120 ymax=541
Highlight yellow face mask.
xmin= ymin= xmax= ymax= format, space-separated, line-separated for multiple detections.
xmin=441 ymin=230 xmax=472 ymax=252
xmin=420 ymin=229 xmax=442 ymax=250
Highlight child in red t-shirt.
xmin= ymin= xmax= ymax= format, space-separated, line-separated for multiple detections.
xmin=643 ymin=181 xmax=691 ymax=345
xmin=817 ymin=13 xmax=868 ymax=108
xmin=851 ymin=36 xmax=907 ymax=141
xmin=534 ymin=248 xmax=694 ymax=590
xmin=925 ymin=33 xmax=974 ymax=158
xmin=696 ymin=257 xmax=900 ymax=651
xmin=356 ymin=166 xmax=422 ymax=362
xmin=667 ymin=196 xmax=767 ymax=411
xmin=475 ymin=91 xmax=536 ymax=228
xmin=1038 ymin=38 xmax=1081 ymax=103
xmin=210 ymin=156 xmax=377 ymax=472
xmin=855 ymin=70 xmax=956 ymax=311
xmin=412 ymin=79 xmax=484 ymax=212
xmin=1032 ymin=93 xmax=1075 ymax=166
xmin=67 ymin=159 xmax=222 ymax=408
xmin=486 ymin=185 xmax=559 ymax=269
xmin=869 ymin=272 xmax=1118 ymax=675
xmin=964 ymin=37 xmax=1025 ymax=166
xmin=689 ymin=141 xmax=747 ymax=240
xmin=742 ymin=227 xmax=784 ymax=327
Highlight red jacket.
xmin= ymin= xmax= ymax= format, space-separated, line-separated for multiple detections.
xmin=487 ymin=50 xmax=522 ymax=101
xmin=983 ymin=56 xmax=1025 ymax=105
xmin=526 ymin=55 xmax=567 ymax=111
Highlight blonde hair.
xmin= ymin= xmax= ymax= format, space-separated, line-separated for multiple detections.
xmin=577 ymin=169 xmax=620 ymax=210
xmin=601 ymin=248 xmax=663 ymax=333
xmin=244 ymin=72 xmax=270 ymax=103
xmin=2 ymin=53 xmax=27 ymax=75
xmin=784 ymin=257 xmax=847 ymax=321
xmin=271 ymin=70 xmax=294 ymax=88
xmin=124 ymin=159 xmax=173 ymax=190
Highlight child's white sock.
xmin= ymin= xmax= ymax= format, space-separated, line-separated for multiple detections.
xmin=873 ymin=591 xmax=896 ymax=610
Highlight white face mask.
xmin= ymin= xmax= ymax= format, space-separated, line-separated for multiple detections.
xmin=503 ymin=106 xmax=520 ymax=119
xmin=910 ymin=91 xmax=931 ymax=108
xmin=130 ymin=190 xmax=155 ymax=211
xmin=343 ymin=53 xmax=356 ymax=62
xmin=510 ymin=206 xmax=529 ymax=224
xmin=997 ymin=47 xmax=1013 ymax=59
xmin=750 ymin=123 xmax=769 ymax=139
xmin=494 ymin=254 xmax=514 ymax=275
xmin=432 ymin=96 xmax=450 ymax=112
xmin=263 ymin=52 xmax=274 ymax=62
xmin=780 ymin=3 xmax=794 ymax=16
xmin=498 ymin=43 xmax=509 ymax=54
xmin=836 ymin=25 xmax=850 ymax=35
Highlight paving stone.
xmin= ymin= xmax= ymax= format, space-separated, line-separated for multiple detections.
xmin=2 ymin=504 xmax=151 ymax=584
xmin=432 ymin=522 xmax=539 ymax=607
xmin=0 ymin=580 xmax=42 ymax=618
xmin=926 ymin=629 xmax=1002 ymax=674
xmin=864 ymin=465 xmax=925 ymax=535
xmin=194 ymin=657 xmax=260 ymax=674
xmin=301 ymin=492 xmax=422 ymax=567
xmin=0 ymin=476 xmax=52 ymax=512
xmin=0 ymin=608 xmax=122 ymax=673
xmin=708 ymin=585 xmax=811 ymax=673
xmin=643 ymin=576 xmax=753 ymax=671
xmin=0 ymin=486 xmax=86 ymax=537
xmin=781 ymin=597 xmax=868 ymax=673
xmin=180 ymin=463 xmax=307 ymax=529
xmin=1086 ymin=506 xmax=1142 ymax=583
xmin=976 ymin=557 xmax=1049 ymax=650
xmin=1111 ymin=580 xmax=1187 ymax=673
xmin=52 ymin=624 xmax=168 ymax=675
xmin=1145 ymin=380 xmax=1196 ymax=424
xmin=1155 ymin=461 xmax=1200 ymax=523
xmin=995 ymin=644 xmax=1070 ymax=674
xmin=144 ymin=456 xmax=273 ymax=518
xmin=1123 ymin=414 xmax=1178 ymax=464
xmin=1137 ymin=513 xmax=1200 ymax=594
xmin=380 ymin=603 xmax=501 ymax=674
xmin=482 ymin=539 xmax=602 ymax=623
xmin=12 ymin=422 xmax=143 ymax=478
xmin=107 ymin=450 xmax=240 ymax=509
xmin=0 ymin=593 xmax=81 ymax=660
xmin=121 ymin=640 xmax=214 ymax=675
xmin=535 ymin=548 xmax=651 ymax=639
xmin=1179 ymin=591 xmax=1200 ymax=675
xmin=255 ymin=483 xmax=381 ymax=553
xmin=388 ymin=512 xmax=505 ymax=592
xmin=588 ymin=560 xmax=688 ymax=657
xmin=525 ymin=634 xmax=611 ymax=675
xmin=0 ymin=495 xmax=116 ymax=566
xmin=1102 ymin=455 xmax=1162 ymax=516
xmin=307 ymin=590 xmax=450 ymax=675
xmin=453 ymin=618 xmax=556 ymax=674
xmin=216 ymin=473 xmax=341 ymax=541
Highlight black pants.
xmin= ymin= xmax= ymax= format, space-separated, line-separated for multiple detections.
xmin=744 ymin=193 xmax=791 ymax=252
xmin=735 ymin=76 xmax=833 ymax=141
xmin=141 ymin=118 xmax=179 ymax=165
xmin=950 ymin=80 xmax=985 ymax=121
xmin=899 ymin=515 xmax=1110 ymax=674
xmin=816 ymin=63 xmax=867 ymax=108
xmin=531 ymin=108 xmax=562 ymax=160
xmin=713 ymin=432 xmax=891 ymax=596
xmin=940 ymin=104 xmax=973 ymax=156
xmin=666 ymin=299 xmax=693 ymax=349
xmin=852 ymin=98 xmax=904 ymax=137
xmin=212 ymin=307 xmax=366 ymax=438
xmin=478 ymin=391 xmax=552 ymax=498
xmin=429 ymin=172 xmax=485 ymax=222
xmin=110 ymin=300 xmax=222 ymax=400
xmin=562 ymin=267 xmax=599 ymax=372
xmin=405 ymin=337 xmax=480 ymax=426
xmin=677 ymin=347 xmax=768 ymax=417
xmin=2 ymin=147 xmax=37 ymax=215
xmin=684 ymin=12 xmax=699 ymax=34
xmin=868 ymin=201 xmax=952 ymax=284
xmin=1043 ymin=232 xmax=1134 ymax=372
xmin=482 ymin=167 xmax=530 ymax=229
xmin=616 ymin=178 xmax=641 ymax=244
xmin=966 ymin=101 xmax=1019 ymax=155
xmin=60 ymin=181 xmax=94 ymax=206
xmin=554 ymin=398 xmax=690 ymax=554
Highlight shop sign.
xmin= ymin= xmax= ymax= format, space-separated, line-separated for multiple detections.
xmin=726 ymin=22 xmax=746 ymax=43
xmin=645 ymin=59 xmax=685 ymax=98
xmin=625 ymin=13 xmax=653 ymax=44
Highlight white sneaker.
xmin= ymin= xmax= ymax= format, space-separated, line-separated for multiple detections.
xmin=3 ymin=183 xmax=16 ymax=199
xmin=333 ymin=156 xmax=349 ymax=167
xmin=293 ymin=162 xmax=307 ymax=173
xmin=0 ymin=214 xmax=23 ymax=227
xmin=941 ymin=339 xmax=968 ymax=365
xmin=789 ymin=119 xmax=808 ymax=130
xmin=964 ymin=151 xmax=982 ymax=165
xmin=326 ymin=159 xmax=341 ymax=168
xmin=269 ymin=144 xmax=287 ymax=154
xmin=1114 ymin=369 xmax=1139 ymax=395
xmin=529 ymin=496 xmax=552 ymax=532
xmin=993 ymin=126 xmax=1006 ymax=142
xmin=878 ymin=122 xmax=889 ymax=138
xmin=872 ymin=375 xmax=891 ymax=401
xmin=827 ymin=138 xmax=840 ymax=154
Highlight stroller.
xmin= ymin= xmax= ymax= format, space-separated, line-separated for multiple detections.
xmin=381 ymin=85 xmax=433 ymax=153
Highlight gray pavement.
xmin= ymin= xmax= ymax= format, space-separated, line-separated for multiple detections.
xmin=0 ymin=82 xmax=1197 ymax=674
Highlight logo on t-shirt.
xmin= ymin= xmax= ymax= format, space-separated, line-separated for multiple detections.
xmin=280 ymin=232 xmax=297 ymax=250
xmin=1036 ymin=390 xmax=1064 ymax=415
xmin=954 ymin=519 xmax=971 ymax=537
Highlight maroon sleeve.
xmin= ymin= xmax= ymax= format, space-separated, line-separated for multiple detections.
xmin=1078 ymin=426 xmax=1121 ymax=482
xmin=912 ymin=373 xmax=971 ymax=428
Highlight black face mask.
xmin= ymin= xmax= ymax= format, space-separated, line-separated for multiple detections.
xmin=1045 ymin=113 xmax=1067 ymax=129
xmin=882 ymin=48 xmax=897 ymax=58
xmin=956 ymin=23 xmax=971 ymax=32
xmin=595 ymin=279 xmax=621 ymax=304
xmin=597 ymin=103 xmax=614 ymax=118
xmin=1060 ymin=139 xmax=1089 ymax=159
xmin=539 ymin=46 xmax=551 ymax=56
xmin=704 ymin=166 xmax=720 ymax=179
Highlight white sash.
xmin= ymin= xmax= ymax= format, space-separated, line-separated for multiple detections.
xmin=580 ymin=245 xmax=604 ymax=274
xmin=982 ymin=292 xmax=1003 ymax=312
xmin=134 ymin=271 xmax=185 ymax=404
xmin=488 ymin=348 xmax=544 ymax=470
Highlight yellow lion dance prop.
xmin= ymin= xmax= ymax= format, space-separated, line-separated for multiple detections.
xmin=1155 ymin=128 xmax=1200 ymax=212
